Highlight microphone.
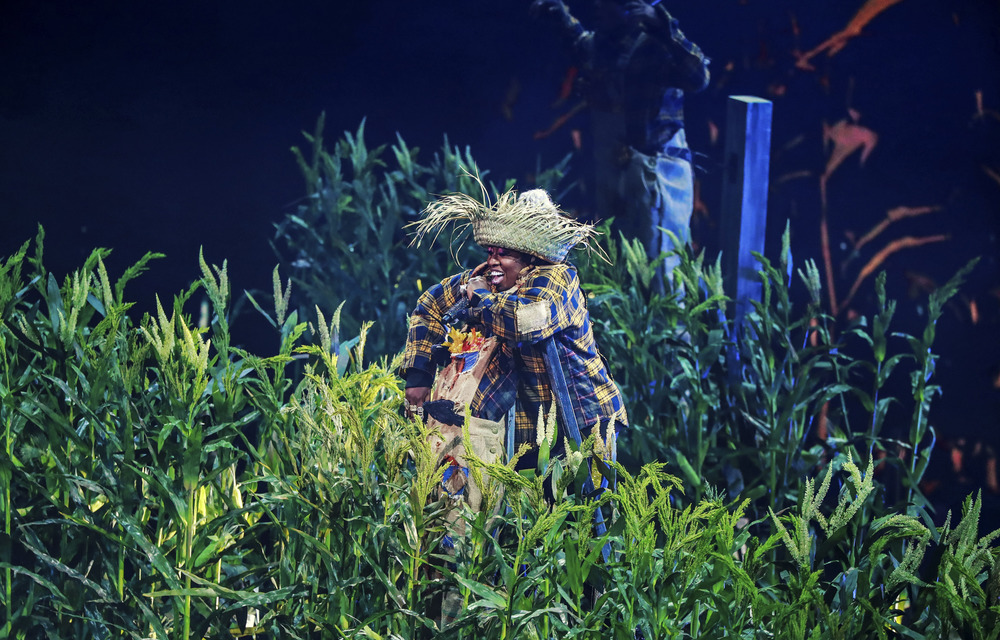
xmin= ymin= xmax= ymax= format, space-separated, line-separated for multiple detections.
xmin=442 ymin=297 xmax=471 ymax=326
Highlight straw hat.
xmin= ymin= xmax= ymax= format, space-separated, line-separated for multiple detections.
xmin=410 ymin=187 xmax=599 ymax=264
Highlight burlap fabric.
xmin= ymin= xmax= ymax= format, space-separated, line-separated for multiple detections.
xmin=423 ymin=336 xmax=506 ymax=627
xmin=425 ymin=336 xmax=506 ymax=510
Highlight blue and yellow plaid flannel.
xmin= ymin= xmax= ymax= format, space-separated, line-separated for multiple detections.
xmin=401 ymin=263 xmax=627 ymax=449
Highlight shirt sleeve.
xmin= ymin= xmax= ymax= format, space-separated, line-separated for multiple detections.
xmin=649 ymin=8 xmax=711 ymax=93
xmin=400 ymin=271 xmax=469 ymax=377
xmin=476 ymin=264 xmax=580 ymax=345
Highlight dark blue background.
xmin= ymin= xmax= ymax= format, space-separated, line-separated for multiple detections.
xmin=2 ymin=0 xmax=999 ymax=512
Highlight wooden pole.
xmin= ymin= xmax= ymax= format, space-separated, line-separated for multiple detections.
xmin=720 ymin=96 xmax=772 ymax=382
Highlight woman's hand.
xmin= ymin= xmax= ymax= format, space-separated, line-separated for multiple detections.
xmin=467 ymin=261 xmax=490 ymax=300
xmin=405 ymin=386 xmax=430 ymax=419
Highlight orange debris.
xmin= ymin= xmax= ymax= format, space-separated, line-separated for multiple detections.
xmin=794 ymin=0 xmax=906 ymax=71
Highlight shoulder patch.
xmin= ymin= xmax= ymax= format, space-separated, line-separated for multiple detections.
xmin=517 ymin=300 xmax=551 ymax=334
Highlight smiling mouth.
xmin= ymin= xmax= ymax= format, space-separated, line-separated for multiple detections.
xmin=488 ymin=270 xmax=504 ymax=286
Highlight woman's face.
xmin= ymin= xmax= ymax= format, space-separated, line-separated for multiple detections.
xmin=485 ymin=246 xmax=528 ymax=291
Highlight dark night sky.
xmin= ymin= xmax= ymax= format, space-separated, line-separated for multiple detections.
xmin=2 ymin=1 xmax=1000 ymax=497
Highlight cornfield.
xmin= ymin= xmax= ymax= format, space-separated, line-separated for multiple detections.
xmin=2 ymin=224 xmax=998 ymax=639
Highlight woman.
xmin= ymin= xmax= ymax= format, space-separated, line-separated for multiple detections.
xmin=401 ymin=188 xmax=627 ymax=466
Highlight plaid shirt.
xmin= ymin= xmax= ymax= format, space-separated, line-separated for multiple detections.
xmin=560 ymin=3 xmax=710 ymax=155
xmin=401 ymin=263 xmax=628 ymax=448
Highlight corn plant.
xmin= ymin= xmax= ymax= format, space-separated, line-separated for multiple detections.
xmin=2 ymin=222 xmax=998 ymax=639
xmin=579 ymin=221 xmax=975 ymax=520
xmin=272 ymin=114 xmax=573 ymax=363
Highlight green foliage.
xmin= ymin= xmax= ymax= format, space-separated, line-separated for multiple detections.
xmin=574 ymin=224 xmax=1000 ymax=636
xmin=271 ymin=115 xmax=572 ymax=361
xmin=579 ymin=223 xmax=976 ymax=528
xmin=2 ymin=229 xmax=999 ymax=638
xmin=577 ymin=227 xmax=730 ymax=499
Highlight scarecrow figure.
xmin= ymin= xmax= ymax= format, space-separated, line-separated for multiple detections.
xmin=402 ymin=187 xmax=627 ymax=625
xmin=402 ymin=187 xmax=627 ymax=472
xmin=531 ymin=0 xmax=710 ymax=281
